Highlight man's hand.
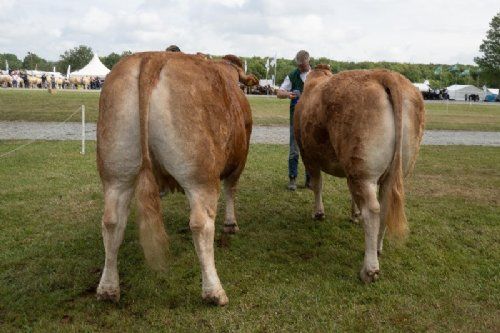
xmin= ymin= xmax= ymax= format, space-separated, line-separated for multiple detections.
xmin=277 ymin=89 xmax=295 ymax=99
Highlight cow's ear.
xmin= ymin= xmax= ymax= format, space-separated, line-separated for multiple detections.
xmin=222 ymin=54 xmax=243 ymax=69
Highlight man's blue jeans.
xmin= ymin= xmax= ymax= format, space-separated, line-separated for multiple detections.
xmin=288 ymin=125 xmax=300 ymax=179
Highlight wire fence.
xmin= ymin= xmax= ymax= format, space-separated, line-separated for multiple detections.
xmin=0 ymin=105 xmax=85 ymax=159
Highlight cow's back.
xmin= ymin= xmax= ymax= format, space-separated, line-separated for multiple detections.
xmin=298 ymin=69 xmax=424 ymax=179
xmin=98 ymin=52 xmax=252 ymax=187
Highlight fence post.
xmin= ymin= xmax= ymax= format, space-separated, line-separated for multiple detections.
xmin=81 ymin=105 xmax=85 ymax=155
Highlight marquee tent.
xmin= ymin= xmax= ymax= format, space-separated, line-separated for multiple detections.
xmin=413 ymin=80 xmax=431 ymax=92
xmin=71 ymin=54 xmax=110 ymax=77
xmin=446 ymin=84 xmax=485 ymax=101
xmin=485 ymin=87 xmax=499 ymax=95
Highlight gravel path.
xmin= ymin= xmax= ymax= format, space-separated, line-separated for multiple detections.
xmin=1 ymin=121 xmax=500 ymax=146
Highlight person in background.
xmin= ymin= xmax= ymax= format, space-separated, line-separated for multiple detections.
xmin=276 ymin=50 xmax=312 ymax=191
xmin=165 ymin=45 xmax=181 ymax=52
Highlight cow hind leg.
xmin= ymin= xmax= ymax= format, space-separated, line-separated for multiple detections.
xmin=309 ymin=168 xmax=325 ymax=220
xmin=97 ymin=181 xmax=134 ymax=302
xmin=377 ymin=183 xmax=389 ymax=256
xmin=222 ymin=168 xmax=245 ymax=234
xmin=350 ymin=194 xmax=362 ymax=224
xmin=348 ymin=178 xmax=381 ymax=283
xmin=187 ymin=185 xmax=228 ymax=306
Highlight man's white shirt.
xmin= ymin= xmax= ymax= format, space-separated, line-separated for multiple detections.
xmin=279 ymin=70 xmax=311 ymax=92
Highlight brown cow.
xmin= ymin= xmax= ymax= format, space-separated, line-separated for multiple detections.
xmin=96 ymin=52 xmax=258 ymax=305
xmin=294 ymin=66 xmax=425 ymax=283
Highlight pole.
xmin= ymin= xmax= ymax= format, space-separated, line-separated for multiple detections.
xmin=81 ymin=105 xmax=85 ymax=155
xmin=274 ymin=54 xmax=277 ymax=88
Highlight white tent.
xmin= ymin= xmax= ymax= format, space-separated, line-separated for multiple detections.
xmin=71 ymin=54 xmax=110 ymax=77
xmin=486 ymin=87 xmax=499 ymax=95
xmin=446 ymin=84 xmax=485 ymax=101
xmin=413 ymin=83 xmax=430 ymax=92
xmin=413 ymin=80 xmax=430 ymax=92
xmin=259 ymin=79 xmax=274 ymax=87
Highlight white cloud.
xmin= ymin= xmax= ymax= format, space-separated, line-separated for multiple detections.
xmin=66 ymin=7 xmax=114 ymax=34
xmin=0 ymin=0 xmax=496 ymax=65
xmin=207 ymin=0 xmax=246 ymax=7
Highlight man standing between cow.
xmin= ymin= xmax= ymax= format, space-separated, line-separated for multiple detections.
xmin=277 ymin=50 xmax=311 ymax=191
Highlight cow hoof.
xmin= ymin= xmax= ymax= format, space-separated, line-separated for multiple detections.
xmin=96 ymin=285 xmax=120 ymax=302
xmin=359 ymin=268 xmax=380 ymax=284
xmin=223 ymin=223 xmax=239 ymax=234
xmin=202 ymin=289 xmax=228 ymax=306
xmin=312 ymin=211 xmax=325 ymax=220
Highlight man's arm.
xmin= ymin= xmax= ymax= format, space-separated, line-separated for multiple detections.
xmin=277 ymin=75 xmax=292 ymax=99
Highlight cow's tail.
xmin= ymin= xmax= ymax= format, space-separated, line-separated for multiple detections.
xmin=378 ymin=72 xmax=408 ymax=239
xmin=135 ymin=57 xmax=169 ymax=270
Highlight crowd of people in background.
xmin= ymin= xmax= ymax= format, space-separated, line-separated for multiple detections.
xmin=0 ymin=69 xmax=104 ymax=90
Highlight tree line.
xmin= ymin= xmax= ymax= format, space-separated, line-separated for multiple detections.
xmin=1 ymin=11 xmax=498 ymax=89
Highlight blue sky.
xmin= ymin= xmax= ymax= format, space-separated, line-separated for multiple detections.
xmin=0 ymin=0 xmax=497 ymax=64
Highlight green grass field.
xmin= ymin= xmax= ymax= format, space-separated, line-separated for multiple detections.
xmin=0 ymin=141 xmax=499 ymax=332
xmin=1 ymin=89 xmax=500 ymax=131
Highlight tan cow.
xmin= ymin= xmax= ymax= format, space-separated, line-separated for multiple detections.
xmin=96 ymin=52 xmax=258 ymax=305
xmin=294 ymin=66 xmax=425 ymax=283
xmin=81 ymin=76 xmax=91 ymax=89
xmin=0 ymin=74 xmax=13 ymax=87
xmin=68 ymin=76 xmax=81 ymax=89
xmin=26 ymin=75 xmax=40 ymax=88
xmin=54 ymin=77 xmax=64 ymax=89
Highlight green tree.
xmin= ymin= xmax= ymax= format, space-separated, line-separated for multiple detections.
xmin=0 ymin=53 xmax=23 ymax=70
xmin=22 ymin=52 xmax=52 ymax=71
xmin=474 ymin=12 xmax=500 ymax=86
xmin=100 ymin=51 xmax=133 ymax=70
xmin=275 ymin=58 xmax=295 ymax=84
xmin=57 ymin=45 xmax=93 ymax=73
xmin=245 ymin=57 xmax=266 ymax=80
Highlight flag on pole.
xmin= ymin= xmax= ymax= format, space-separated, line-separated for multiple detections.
xmin=66 ymin=65 xmax=71 ymax=79
xmin=270 ymin=55 xmax=276 ymax=67
xmin=272 ymin=54 xmax=277 ymax=87
xmin=5 ymin=60 xmax=9 ymax=72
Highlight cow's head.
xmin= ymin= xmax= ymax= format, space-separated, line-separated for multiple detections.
xmin=308 ymin=64 xmax=333 ymax=80
xmin=222 ymin=55 xmax=259 ymax=87
xmin=302 ymin=64 xmax=333 ymax=92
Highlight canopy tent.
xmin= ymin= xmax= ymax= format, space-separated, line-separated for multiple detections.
xmin=446 ymin=84 xmax=485 ymax=101
xmin=413 ymin=79 xmax=430 ymax=92
xmin=259 ymin=79 xmax=277 ymax=88
xmin=413 ymin=83 xmax=430 ymax=92
xmin=485 ymin=87 xmax=499 ymax=95
xmin=71 ymin=54 xmax=110 ymax=77
xmin=483 ymin=86 xmax=499 ymax=102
